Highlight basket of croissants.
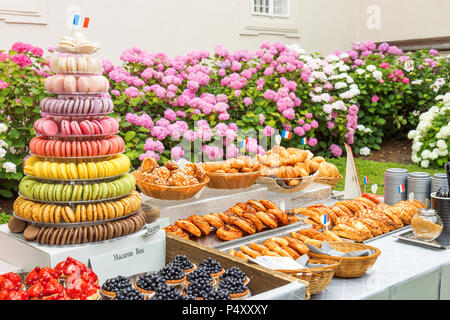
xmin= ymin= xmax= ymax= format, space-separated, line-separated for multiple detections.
xmin=201 ymin=156 xmax=262 ymax=189
xmin=132 ymin=157 xmax=210 ymax=200
xmin=314 ymin=162 xmax=343 ymax=189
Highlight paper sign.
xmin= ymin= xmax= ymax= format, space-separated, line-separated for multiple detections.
xmin=371 ymin=184 xmax=378 ymax=194
xmin=274 ymin=135 xmax=282 ymax=145
xmin=343 ymin=143 xmax=362 ymax=199
xmin=409 ymin=192 xmax=414 ymax=201
xmin=146 ymin=217 xmax=170 ymax=236
xmin=176 ymin=158 xmax=189 ymax=170
xmin=89 ymin=233 xmax=166 ymax=284
xmin=279 ymin=200 xmax=286 ymax=211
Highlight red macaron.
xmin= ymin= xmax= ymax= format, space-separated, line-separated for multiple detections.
xmin=80 ymin=120 xmax=95 ymax=135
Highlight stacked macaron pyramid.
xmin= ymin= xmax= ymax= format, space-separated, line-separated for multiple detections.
xmin=10 ymin=32 xmax=143 ymax=246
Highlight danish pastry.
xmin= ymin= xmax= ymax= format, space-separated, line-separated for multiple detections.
xmin=216 ymin=225 xmax=244 ymax=241
xmin=228 ymin=216 xmax=256 ymax=235
xmin=255 ymin=211 xmax=278 ymax=229
xmin=188 ymin=215 xmax=211 ymax=235
xmin=239 ymin=245 xmax=261 ymax=259
xmin=175 ymin=219 xmax=202 ymax=237
xmin=229 ymin=249 xmax=250 ymax=261
xmin=202 ymin=213 xmax=225 ymax=229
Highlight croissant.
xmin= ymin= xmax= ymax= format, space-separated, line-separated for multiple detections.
xmin=305 ymin=160 xmax=320 ymax=174
xmin=332 ymin=223 xmax=367 ymax=242
xmin=359 ymin=217 xmax=384 ymax=236
xmin=317 ymin=162 xmax=340 ymax=177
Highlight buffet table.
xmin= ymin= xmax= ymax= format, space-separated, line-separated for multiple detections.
xmin=312 ymin=229 xmax=450 ymax=300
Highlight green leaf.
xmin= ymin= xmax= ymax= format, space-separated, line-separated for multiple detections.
xmin=124 ymin=131 xmax=136 ymax=142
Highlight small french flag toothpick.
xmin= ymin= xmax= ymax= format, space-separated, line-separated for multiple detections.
xmin=73 ymin=14 xmax=90 ymax=28
xmin=301 ymin=137 xmax=308 ymax=145
xmin=398 ymin=184 xmax=405 ymax=193
xmin=281 ymin=130 xmax=292 ymax=140
xmin=321 ymin=214 xmax=330 ymax=229
xmin=364 ymin=176 xmax=368 ymax=185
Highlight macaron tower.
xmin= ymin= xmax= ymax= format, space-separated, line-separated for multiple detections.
xmin=11 ymin=32 xmax=145 ymax=246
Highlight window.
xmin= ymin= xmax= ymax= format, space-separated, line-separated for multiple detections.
xmin=252 ymin=0 xmax=289 ymax=18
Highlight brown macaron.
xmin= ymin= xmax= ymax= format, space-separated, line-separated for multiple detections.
xmin=36 ymin=227 xmax=47 ymax=244
xmin=114 ymin=221 xmax=123 ymax=238
xmin=87 ymin=225 xmax=94 ymax=243
xmin=55 ymin=227 xmax=65 ymax=245
xmin=23 ymin=225 xmax=41 ymax=241
xmin=71 ymin=228 xmax=79 ymax=245
xmin=66 ymin=228 xmax=74 ymax=244
xmin=49 ymin=228 xmax=61 ymax=245
xmin=59 ymin=228 xmax=69 ymax=245
xmin=121 ymin=220 xmax=130 ymax=236
xmin=97 ymin=224 xmax=105 ymax=241
xmin=105 ymin=223 xmax=113 ymax=240
xmin=8 ymin=217 xmax=27 ymax=234
xmin=82 ymin=226 xmax=88 ymax=244
xmin=41 ymin=228 xmax=53 ymax=244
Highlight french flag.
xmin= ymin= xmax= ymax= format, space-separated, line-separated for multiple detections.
xmin=364 ymin=176 xmax=368 ymax=185
xmin=73 ymin=14 xmax=90 ymax=28
xmin=321 ymin=214 xmax=329 ymax=225
xmin=301 ymin=137 xmax=308 ymax=145
xmin=281 ymin=130 xmax=292 ymax=140
xmin=398 ymin=184 xmax=405 ymax=193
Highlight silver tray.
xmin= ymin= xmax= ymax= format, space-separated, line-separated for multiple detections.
xmin=18 ymin=191 xmax=133 ymax=205
xmin=361 ymin=225 xmax=412 ymax=244
xmin=218 ymin=223 xmax=314 ymax=253
xmin=393 ymin=228 xmax=449 ymax=250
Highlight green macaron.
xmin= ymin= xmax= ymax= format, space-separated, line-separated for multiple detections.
xmin=63 ymin=184 xmax=73 ymax=202
xmin=46 ymin=184 xmax=55 ymax=201
xmin=55 ymin=184 xmax=64 ymax=202
xmin=114 ymin=180 xmax=125 ymax=196
xmin=82 ymin=184 xmax=91 ymax=201
xmin=99 ymin=182 xmax=109 ymax=199
xmin=32 ymin=183 xmax=41 ymax=200
xmin=19 ymin=178 xmax=38 ymax=199
xmin=91 ymin=183 xmax=100 ymax=200
xmin=71 ymin=185 xmax=83 ymax=202
xmin=108 ymin=182 xmax=118 ymax=198
xmin=39 ymin=183 xmax=48 ymax=201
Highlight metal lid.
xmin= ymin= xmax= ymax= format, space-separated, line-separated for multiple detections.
xmin=419 ymin=208 xmax=437 ymax=216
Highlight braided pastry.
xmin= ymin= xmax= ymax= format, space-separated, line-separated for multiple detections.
xmin=246 ymin=200 xmax=267 ymax=212
xmin=228 ymin=215 xmax=256 ymax=235
xmin=202 ymin=213 xmax=225 ymax=229
xmin=242 ymin=212 xmax=265 ymax=232
xmin=239 ymin=245 xmax=261 ymax=259
xmin=255 ymin=211 xmax=278 ymax=229
xmin=267 ymin=209 xmax=289 ymax=226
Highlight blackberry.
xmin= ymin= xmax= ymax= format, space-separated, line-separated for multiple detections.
xmin=102 ymin=275 xmax=132 ymax=293
xmin=220 ymin=267 xmax=247 ymax=284
xmin=135 ymin=272 xmax=165 ymax=292
xmin=171 ymin=254 xmax=194 ymax=272
xmin=198 ymin=257 xmax=223 ymax=276
xmin=158 ymin=263 xmax=185 ymax=281
xmin=114 ymin=286 xmax=144 ymax=300
xmin=183 ymin=278 xmax=215 ymax=299
xmin=218 ymin=277 xmax=248 ymax=295
xmin=203 ymin=288 xmax=231 ymax=300
xmin=186 ymin=268 xmax=213 ymax=284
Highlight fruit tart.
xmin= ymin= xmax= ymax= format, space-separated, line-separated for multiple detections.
xmin=153 ymin=283 xmax=195 ymax=301
xmin=0 ymin=289 xmax=30 ymax=300
xmin=55 ymin=257 xmax=87 ymax=280
xmin=0 ymin=272 xmax=24 ymax=291
xmin=113 ymin=286 xmax=145 ymax=300
xmin=197 ymin=257 xmax=225 ymax=279
xmin=157 ymin=263 xmax=186 ymax=286
xmin=218 ymin=277 xmax=250 ymax=299
xmin=133 ymin=273 xmax=165 ymax=297
xmin=203 ymin=288 xmax=231 ymax=300
xmin=100 ymin=275 xmax=132 ymax=299
xmin=185 ymin=268 xmax=215 ymax=286
xmin=65 ymin=278 xmax=100 ymax=300
xmin=182 ymin=278 xmax=215 ymax=299
xmin=219 ymin=267 xmax=250 ymax=285
xmin=170 ymin=254 xmax=196 ymax=274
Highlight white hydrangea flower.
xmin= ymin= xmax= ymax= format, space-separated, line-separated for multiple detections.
xmin=0 ymin=123 xmax=7 ymax=134
xmin=411 ymin=154 xmax=421 ymax=163
xmin=0 ymin=140 xmax=8 ymax=148
xmin=359 ymin=147 xmax=371 ymax=156
xmin=421 ymin=160 xmax=430 ymax=168
xmin=356 ymin=68 xmax=365 ymax=75
xmin=2 ymin=162 xmax=16 ymax=173
xmin=408 ymin=130 xmax=418 ymax=139
xmin=0 ymin=147 xmax=6 ymax=159
xmin=335 ymin=82 xmax=347 ymax=89
xmin=357 ymin=125 xmax=366 ymax=131
xmin=437 ymin=139 xmax=448 ymax=150
xmin=404 ymin=60 xmax=414 ymax=72
xmin=373 ymin=71 xmax=383 ymax=80
xmin=421 ymin=149 xmax=432 ymax=159
xmin=411 ymin=80 xmax=423 ymax=85
xmin=366 ymin=65 xmax=376 ymax=72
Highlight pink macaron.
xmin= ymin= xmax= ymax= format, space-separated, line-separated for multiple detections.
xmin=77 ymin=77 xmax=91 ymax=93
xmin=70 ymin=121 xmax=83 ymax=135
xmin=61 ymin=120 xmax=71 ymax=136
xmin=79 ymin=120 xmax=94 ymax=135
xmin=42 ymin=119 xmax=59 ymax=136
xmin=64 ymin=76 xmax=77 ymax=93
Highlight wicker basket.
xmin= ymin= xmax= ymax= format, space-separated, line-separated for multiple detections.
xmin=132 ymin=171 xmax=210 ymax=200
xmin=307 ymin=241 xmax=381 ymax=278
xmin=277 ymin=257 xmax=340 ymax=295
xmin=206 ymin=171 xmax=261 ymax=189
xmin=256 ymin=172 xmax=317 ymax=193
xmin=314 ymin=174 xmax=343 ymax=189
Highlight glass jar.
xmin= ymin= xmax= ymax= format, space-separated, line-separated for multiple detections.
xmin=410 ymin=208 xmax=443 ymax=241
